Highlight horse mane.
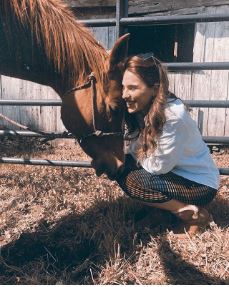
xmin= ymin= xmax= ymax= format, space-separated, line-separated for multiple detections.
xmin=3 ymin=0 xmax=108 ymax=88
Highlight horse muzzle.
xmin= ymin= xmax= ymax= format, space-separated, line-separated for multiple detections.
xmin=91 ymin=158 xmax=125 ymax=180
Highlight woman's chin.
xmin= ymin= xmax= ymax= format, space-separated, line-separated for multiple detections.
xmin=127 ymin=107 xmax=138 ymax=113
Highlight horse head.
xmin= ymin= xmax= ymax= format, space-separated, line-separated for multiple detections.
xmin=61 ymin=34 xmax=130 ymax=179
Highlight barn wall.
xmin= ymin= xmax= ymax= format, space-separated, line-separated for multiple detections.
xmin=0 ymin=78 xmax=65 ymax=132
xmin=128 ymin=0 xmax=229 ymax=16
xmin=65 ymin=0 xmax=229 ymax=18
xmin=0 ymin=3 xmax=228 ymax=136
xmin=168 ymin=5 xmax=229 ymax=136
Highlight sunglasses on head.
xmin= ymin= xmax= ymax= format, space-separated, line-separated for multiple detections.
xmin=137 ymin=52 xmax=154 ymax=61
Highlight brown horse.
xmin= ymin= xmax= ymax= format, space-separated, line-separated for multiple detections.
xmin=0 ymin=0 xmax=130 ymax=179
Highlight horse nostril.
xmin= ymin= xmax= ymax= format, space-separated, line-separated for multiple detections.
xmin=96 ymin=167 xmax=104 ymax=177
xmin=91 ymin=159 xmax=106 ymax=177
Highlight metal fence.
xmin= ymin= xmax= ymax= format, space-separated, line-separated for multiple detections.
xmin=0 ymin=0 xmax=229 ymax=175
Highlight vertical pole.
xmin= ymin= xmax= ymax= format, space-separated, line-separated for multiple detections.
xmin=116 ymin=0 xmax=128 ymax=39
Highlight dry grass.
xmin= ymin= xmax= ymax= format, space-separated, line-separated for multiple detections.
xmin=0 ymin=137 xmax=228 ymax=284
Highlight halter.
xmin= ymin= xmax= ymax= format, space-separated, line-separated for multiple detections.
xmin=63 ymin=73 xmax=124 ymax=143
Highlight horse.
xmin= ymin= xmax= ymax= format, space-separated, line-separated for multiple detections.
xmin=0 ymin=0 xmax=130 ymax=179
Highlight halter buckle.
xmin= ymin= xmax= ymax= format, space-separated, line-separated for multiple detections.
xmin=94 ymin=130 xmax=103 ymax=137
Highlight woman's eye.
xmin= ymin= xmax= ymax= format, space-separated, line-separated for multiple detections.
xmin=129 ymin=86 xmax=137 ymax=91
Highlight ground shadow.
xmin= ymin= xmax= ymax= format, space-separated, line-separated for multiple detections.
xmin=0 ymin=135 xmax=54 ymax=156
xmin=159 ymin=238 xmax=228 ymax=285
xmin=0 ymin=195 xmax=228 ymax=284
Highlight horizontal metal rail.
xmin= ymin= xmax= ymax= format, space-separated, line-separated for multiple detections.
xmin=0 ymin=157 xmax=228 ymax=175
xmin=202 ymin=136 xmax=229 ymax=144
xmin=0 ymin=157 xmax=92 ymax=168
xmin=80 ymin=13 xmax=229 ymax=27
xmin=219 ymin=168 xmax=229 ymax=176
xmin=0 ymin=130 xmax=228 ymax=145
xmin=166 ymin=62 xmax=229 ymax=71
xmin=80 ymin=18 xmax=116 ymax=27
xmin=0 ymin=99 xmax=62 ymax=106
xmin=185 ymin=100 xmax=229 ymax=108
xmin=0 ymin=130 xmax=73 ymax=138
xmin=0 ymin=99 xmax=229 ymax=108
xmin=120 ymin=13 xmax=229 ymax=26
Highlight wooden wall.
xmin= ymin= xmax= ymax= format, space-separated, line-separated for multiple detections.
xmin=0 ymin=78 xmax=64 ymax=132
xmin=128 ymin=0 xmax=229 ymax=16
xmin=168 ymin=5 xmax=229 ymax=137
xmin=0 ymin=2 xmax=228 ymax=137
xmin=65 ymin=0 xmax=229 ymax=18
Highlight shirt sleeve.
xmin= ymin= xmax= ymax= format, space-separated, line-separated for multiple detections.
xmin=140 ymin=116 xmax=188 ymax=174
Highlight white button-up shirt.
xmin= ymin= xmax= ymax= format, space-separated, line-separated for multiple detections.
xmin=127 ymin=98 xmax=220 ymax=189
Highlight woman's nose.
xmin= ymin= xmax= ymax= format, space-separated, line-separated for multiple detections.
xmin=122 ymin=89 xmax=130 ymax=100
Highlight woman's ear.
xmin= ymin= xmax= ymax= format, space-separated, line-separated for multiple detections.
xmin=108 ymin=33 xmax=130 ymax=70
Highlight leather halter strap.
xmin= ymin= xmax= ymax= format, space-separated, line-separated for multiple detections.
xmin=63 ymin=73 xmax=123 ymax=143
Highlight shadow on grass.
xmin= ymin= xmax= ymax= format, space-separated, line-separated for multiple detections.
xmin=0 ymin=136 xmax=54 ymax=157
xmin=159 ymin=237 xmax=228 ymax=285
xmin=0 ymin=195 xmax=228 ymax=284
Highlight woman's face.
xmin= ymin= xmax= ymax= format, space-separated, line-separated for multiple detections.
xmin=122 ymin=70 xmax=154 ymax=114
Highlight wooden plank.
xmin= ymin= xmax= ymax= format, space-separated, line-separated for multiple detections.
xmin=168 ymin=71 xmax=201 ymax=129
xmin=224 ymin=73 xmax=229 ymax=135
xmin=35 ymin=84 xmax=65 ymax=133
xmin=71 ymin=7 xmax=115 ymax=20
xmin=65 ymin=0 xmax=115 ymax=8
xmin=128 ymin=0 xmax=229 ymax=15
xmin=168 ymin=73 xmax=175 ymax=94
xmin=65 ymin=0 xmax=229 ymax=10
xmin=1 ymin=76 xmax=23 ymax=130
xmin=191 ymin=7 xmax=215 ymax=135
xmin=0 ymin=76 xmax=3 ymax=129
xmin=90 ymin=26 xmax=116 ymax=49
xmin=168 ymin=72 xmax=192 ymax=100
xmin=206 ymin=5 xmax=229 ymax=136
xmin=191 ymin=6 xmax=229 ymax=137
xmin=0 ymin=76 xmax=65 ymax=133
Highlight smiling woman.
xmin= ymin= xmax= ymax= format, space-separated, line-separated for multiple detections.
xmin=0 ymin=0 xmax=129 ymax=179
xmin=122 ymin=70 xmax=157 ymax=114
xmin=118 ymin=55 xmax=220 ymax=238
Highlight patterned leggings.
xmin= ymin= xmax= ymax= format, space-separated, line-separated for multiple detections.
xmin=117 ymin=168 xmax=217 ymax=206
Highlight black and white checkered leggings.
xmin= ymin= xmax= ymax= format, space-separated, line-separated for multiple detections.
xmin=117 ymin=167 xmax=218 ymax=206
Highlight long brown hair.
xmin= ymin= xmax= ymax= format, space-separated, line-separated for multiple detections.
xmin=124 ymin=55 xmax=172 ymax=159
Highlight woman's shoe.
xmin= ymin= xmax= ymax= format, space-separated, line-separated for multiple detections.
xmin=172 ymin=207 xmax=214 ymax=238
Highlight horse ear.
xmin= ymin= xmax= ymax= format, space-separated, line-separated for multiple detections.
xmin=109 ymin=33 xmax=130 ymax=68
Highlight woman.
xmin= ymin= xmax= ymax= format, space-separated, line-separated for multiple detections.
xmin=117 ymin=55 xmax=220 ymax=237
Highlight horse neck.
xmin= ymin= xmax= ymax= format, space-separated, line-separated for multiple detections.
xmin=0 ymin=1 xmax=108 ymax=96
xmin=0 ymin=31 xmax=67 ymax=95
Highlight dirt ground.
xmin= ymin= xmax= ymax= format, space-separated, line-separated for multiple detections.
xmin=0 ymin=137 xmax=228 ymax=284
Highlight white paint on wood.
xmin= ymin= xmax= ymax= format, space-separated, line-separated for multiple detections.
xmin=65 ymin=0 xmax=115 ymax=8
xmin=194 ymin=6 xmax=229 ymax=136
xmin=0 ymin=75 xmax=65 ymax=133
xmin=128 ymin=0 xmax=229 ymax=15
xmin=169 ymin=5 xmax=229 ymax=137
xmin=224 ymin=73 xmax=229 ymax=134
xmin=90 ymin=26 xmax=116 ymax=49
